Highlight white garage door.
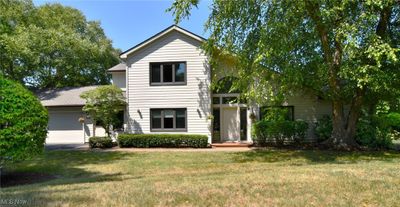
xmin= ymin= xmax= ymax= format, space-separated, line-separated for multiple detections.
xmin=47 ymin=110 xmax=85 ymax=144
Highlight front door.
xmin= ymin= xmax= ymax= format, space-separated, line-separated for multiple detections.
xmin=221 ymin=107 xmax=240 ymax=142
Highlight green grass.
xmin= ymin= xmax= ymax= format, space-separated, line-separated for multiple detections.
xmin=1 ymin=149 xmax=400 ymax=206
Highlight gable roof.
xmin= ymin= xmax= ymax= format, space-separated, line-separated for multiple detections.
xmin=37 ymin=86 xmax=100 ymax=107
xmin=107 ymin=63 xmax=126 ymax=72
xmin=120 ymin=25 xmax=206 ymax=59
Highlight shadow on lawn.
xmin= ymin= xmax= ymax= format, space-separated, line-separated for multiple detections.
xmin=0 ymin=150 xmax=134 ymax=206
xmin=1 ymin=150 xmax=132 ymax=188
xmin=232 ymin=149 xmax=400 ymax=164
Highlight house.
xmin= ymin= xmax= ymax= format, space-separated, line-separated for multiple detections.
xmin=39 ymin=25 xmax=332 ymax=144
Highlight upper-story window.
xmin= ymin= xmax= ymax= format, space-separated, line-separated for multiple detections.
xmin=150 ymin=62 xmax=186 ymax=85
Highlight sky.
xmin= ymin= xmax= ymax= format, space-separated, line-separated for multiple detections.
xmin=33 ymin=0 xmax=212 ymax=51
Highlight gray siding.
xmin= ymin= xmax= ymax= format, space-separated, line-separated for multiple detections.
xmin=124 ymin=30 xmax=212 ymax=140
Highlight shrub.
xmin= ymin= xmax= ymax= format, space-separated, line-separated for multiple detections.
xmin=315 ymin=115 xmax=394 ymax=149
xmin=118 ymin=134 xmax=208 ymax=148
xmin=315 ymin=115 xmax=332 ymax=142
xmin=89 ymin=137 xmax=114 ymax=149
xmin=355 ymin=116 xmax=393 ymax=149
xmin=252 ymin=120 xmax=309 ymax=146
xmin=386 ymin=112 xmax=400 ymax=131
xmin=0 ymin=77 xmax=48 ymax=163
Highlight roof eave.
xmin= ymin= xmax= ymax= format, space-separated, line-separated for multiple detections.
xmin=120 ymin=25 xmax=206 ymax=59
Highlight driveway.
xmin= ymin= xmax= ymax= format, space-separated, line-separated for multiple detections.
xmin=45 ymin=143 xmax=89 ymax=150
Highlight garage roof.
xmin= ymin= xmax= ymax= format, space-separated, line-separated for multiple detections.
xmin=37 ymin=86 xmax=100 ymax=107
xmin=107 ymin=63 xmax=126 ymax=72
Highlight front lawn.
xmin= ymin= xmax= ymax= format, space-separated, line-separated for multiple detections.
xmin=1 ymin=149 xmax=400 ymax=206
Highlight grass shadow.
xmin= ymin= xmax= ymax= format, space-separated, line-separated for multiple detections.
xmin=2 ymin=150 xmax=132 ymax=187
xmin=231 ymin=149 xmax=400 ymax=164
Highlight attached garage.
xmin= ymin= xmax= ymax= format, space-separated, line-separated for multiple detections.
xmin=47 ymin=107 xmax=85 ymax=144
xmin=37 ymin=86 xmax=106 ymax=144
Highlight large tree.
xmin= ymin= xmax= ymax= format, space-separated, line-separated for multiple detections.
xmin=0 ymin=0 xmax=119 ymax=89
xmin=169 ymin=0 xmax=400 ymax=148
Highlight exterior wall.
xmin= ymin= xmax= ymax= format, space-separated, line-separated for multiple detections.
xmin=124 ymin=30 xmax=212 ymax=141
xmin=285 ymin=93 xmax=332 ymax=140
xmin=111 ymin=72 xmax=126 ymax=90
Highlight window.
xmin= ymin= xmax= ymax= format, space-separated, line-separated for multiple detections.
xmin=259 ymin=106 xmax=294 ymax=121
xmin=150 ymin=62 xmax=186 ymax=85
xmin=150 ymin=108 xmax=187 ymax=131
xmin=240 ymin=108 xmax=247 ymax=141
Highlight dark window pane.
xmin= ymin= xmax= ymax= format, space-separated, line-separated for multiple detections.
xmin=151 ymin=64 xmax=161 ymax=83
xmin=175 ymin=63 xmax=185 ymax=82
xmin=151 ymin=110 xmax=162 ymax=128
xmin=114 ymin=111 xmax=124 ymax=129
xmin=240 ymin=108 xmax=247 ymax=141
xmin=260 ymin=106 xmax=294 ymax=121
xmin=212 ymin=108 xmax=220 ymax=142
xmin=212 ymin=97 xmax=220 ymax=104
xmin=176 ymin=109 xmax=186 ymax=128
xmin=163 ymin=110 xmax=174 ymax=128
xmin=222 ymin=97 xmax=237 ymax=104
xmin=163 ymin=64 xmax=173 ymax=82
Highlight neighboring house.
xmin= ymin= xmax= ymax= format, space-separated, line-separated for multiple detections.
xmin=39 ymin=25 xmax=332 ymax=144
xmin=37 ymin=86 xmax=106 ymax=144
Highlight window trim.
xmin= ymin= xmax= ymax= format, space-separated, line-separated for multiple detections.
xmin=150 ymin=108 xmax=188 ymax=132
xmin=149 ymin=62 xmax=187 ymax=86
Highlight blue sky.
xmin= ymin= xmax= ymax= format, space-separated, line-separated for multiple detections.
xmin=33 ymin=0 xmax=211 ymax=51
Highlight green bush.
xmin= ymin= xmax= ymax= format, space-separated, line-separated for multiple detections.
xmin=252 ymin=120 xmax=309 ymax=146
xmin=386 ymin=112 xmax=400 ymax=131
xmin=118 ymin=134 xmax=209 ymax=148
xmin=315 ymin=115 xmax=394 ymax=149
xmin=89 ymin=137 xmax=114 ymax=149
xmin=355 ymin=116 xmax=393 ymax=149
xmin=0 ymin=77 xmax=48 ymax=162
xmin=315 ymin=115 xmax=332 ymax=142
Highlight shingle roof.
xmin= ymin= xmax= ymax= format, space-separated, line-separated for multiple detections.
xmin=107 ymin=63 xmax=126 ymax=72
xmin=37 ymin=86 xmax=100 ymax=107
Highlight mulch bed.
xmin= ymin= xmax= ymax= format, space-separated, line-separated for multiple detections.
xmin=1 ymin=171 xmax=57 ymax=188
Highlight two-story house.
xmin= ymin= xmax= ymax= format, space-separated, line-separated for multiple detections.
xmin=39 ymin=25 xmax=332 ymax=144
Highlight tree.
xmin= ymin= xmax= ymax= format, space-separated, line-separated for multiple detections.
xmin=169 ymin=0 xmax=400 ymax=149
xmin=80 ymin=85 xmax=126 ymax=137
xmin=0 ymin=0 xmax=120 ymax=90
xmin=0 ymin=76 xmax=48 ymax=168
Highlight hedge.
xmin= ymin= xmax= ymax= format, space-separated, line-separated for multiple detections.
xmin=89 ymin=137 xmax=114 ymax=149
xmin=252 ymin=120 xmax=309 ymax=146
xmin=118 ymin=134 xmax=209 ymax=148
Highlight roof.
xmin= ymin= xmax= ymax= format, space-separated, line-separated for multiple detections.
xmin=107 ymin=63 xmax=126 ymax=72
xmin=37 ymin=86 xmax=100 ymax=107
xmin=120 ymin=25 xmax=206 ymax=59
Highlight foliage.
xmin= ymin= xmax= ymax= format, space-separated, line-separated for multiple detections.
xmin=315 ymin=116 xmax=333 ymax=143
xmin=355 ymin=116 xmax=393 ymax=149
xmin=0 ymin=76 xmax=48 ymax=164
xmin=315 ymin=114 xmax=395 ymax=149
xmin=80 ymin=85 xmax=126 ymax=136
xmin=118 ymin=134 xmax=209 ymax=148
xmin=252 ymin=120 xmax=309 ymax=146
xmin=89 ymin=137 xmax=114 ymax=149
xmin=169 ymin=0 xmax=400 ymax=148
xmin=386 ymin=112 xmax=400 ymax=131
xmin=0 ymin=0 xmax=120 ymax=89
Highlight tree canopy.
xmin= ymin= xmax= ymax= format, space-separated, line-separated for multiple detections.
xmin=169 ymin=0 xmax=400 ymax=148
xmin=0 ymin=0 xmax=120 ymax=90
xmin=80 ymin=85 xmax=126 ymax=137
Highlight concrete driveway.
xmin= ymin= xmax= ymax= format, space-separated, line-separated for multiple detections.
xmin=45 ymin=143 xmax=89 ymax=150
